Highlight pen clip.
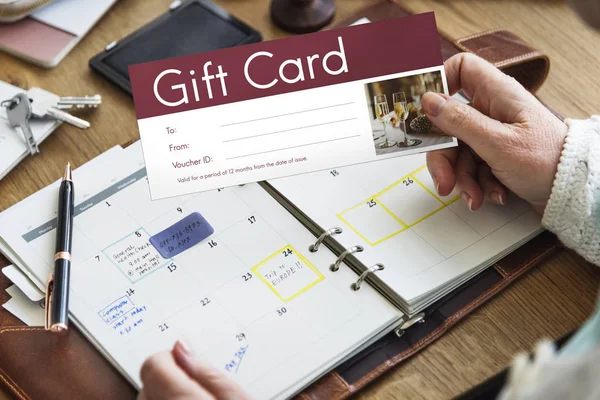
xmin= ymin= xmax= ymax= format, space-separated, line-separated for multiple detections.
xmin=44 ymin=274 xmax=54 ymax=331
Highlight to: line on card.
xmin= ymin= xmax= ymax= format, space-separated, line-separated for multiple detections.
xmin=220 ymin=101 xmax=359 ymax=160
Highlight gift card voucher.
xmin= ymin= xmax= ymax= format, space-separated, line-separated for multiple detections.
xmin=129 ymin=13 xmax=456 ymax=199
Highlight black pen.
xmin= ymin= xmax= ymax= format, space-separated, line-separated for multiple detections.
xmin=45 ymin=162 xmax=74 ymax=334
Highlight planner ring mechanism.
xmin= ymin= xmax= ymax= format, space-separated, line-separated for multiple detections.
xmin=308 ymin=227 xmax=343 ymax=252
xmin=351 ymin=263 xmax=384 ymax=291
xmin=394 ymin=312 xmax=426 ymax=338
xmin=329 ymin=245 xmax=363 ymax=271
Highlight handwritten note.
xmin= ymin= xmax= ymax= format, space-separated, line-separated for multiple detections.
xmin=149 ymin=212 xmax=214 ymax=258
xmin=225 ymin=344 xmax=249 ymax=374
xmin=98 ymin=295 xmax=135 ymax=324
xmin=103 ymin=229 xmax=167 ymax=282
xmin=98 ymin=295 xmax=149 ymax=337
xmin=253 ymin=245 xmax=324 ymax=301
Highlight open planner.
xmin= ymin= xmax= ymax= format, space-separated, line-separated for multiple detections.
xmin=0 ymin=140 xmax=542 ymax=399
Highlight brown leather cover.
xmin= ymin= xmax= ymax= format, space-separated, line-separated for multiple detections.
xmin=0 ymin=1 xmax=557 ymax=399
xmin=337 ymin=0 xmax=550 ymax=94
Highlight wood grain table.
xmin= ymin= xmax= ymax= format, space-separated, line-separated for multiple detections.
xmin=1 ymin=1 xmax=600 ymax=399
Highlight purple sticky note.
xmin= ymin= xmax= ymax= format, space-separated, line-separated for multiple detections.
xmin=149 ymin=212 xmax=214 ymax=258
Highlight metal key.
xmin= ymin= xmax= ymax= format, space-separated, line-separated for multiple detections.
xmin=28 ymin=87 xmax=92 ymax=129
xmin=56 ymin=95 xmax=101 ymax=110
xmin=30 ymin=99 xmax=90 ymax=129
xmin=27 ymin=88 xmax=101 ymax=110
xmin=2 ymin=93 xmax=39 ymax=155
xmin=45 ymin=107 xmax=91 ymax=129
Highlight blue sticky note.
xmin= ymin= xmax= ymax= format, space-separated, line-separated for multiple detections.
xmin=149 ymin=212 xmax=214 ymax=258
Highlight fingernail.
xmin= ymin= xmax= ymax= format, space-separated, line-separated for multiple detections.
xmin=422 ymin=92 xmax=446 ymax=117
xmin=461 ymin=192 xmax=473 ymax=211
xmin=432 ymin=175 xmax=440 ymax=194
xmin=492 ymin=191 xmax=505 ymax=205
xmin=175 ymin=339 xmax=192 ymax=356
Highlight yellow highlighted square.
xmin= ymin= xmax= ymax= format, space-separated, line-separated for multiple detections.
xmin=337 ymin=165 xmax=458 ymax=246
xmin=377 ymin=176 xmax=444 ymax=226
xmin=252 ymin=245 xmax=324 ymax=302
xmin=338 ymin=199 xmax=406 ymax=245
xmin=412 ymin=167 xmax=461 ymax=205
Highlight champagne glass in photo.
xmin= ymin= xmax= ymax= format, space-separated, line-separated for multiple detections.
xmin=373 ymin=94 xmax=396 ymax=148
xmin=410 ymin=84 xmax=422 ymax=115
xmin=393 ymin=92 xmax=422 ymax=148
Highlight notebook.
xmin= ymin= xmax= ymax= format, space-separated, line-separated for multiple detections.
xmin=0 ymin=135 xmax=542 ymax=399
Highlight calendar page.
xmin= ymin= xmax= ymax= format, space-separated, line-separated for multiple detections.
xmin=0 ymin=142 xmax=400 ymax=399
xmin=270 ymin=153 xmax=543 ymax=308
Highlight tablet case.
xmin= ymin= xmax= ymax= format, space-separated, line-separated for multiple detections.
xmin=0 ymin=1 xmax=560 ymax=399
xmin=89 ymin=0 xmax=262 ymax=95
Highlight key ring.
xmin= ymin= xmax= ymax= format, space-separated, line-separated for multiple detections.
xmin=0 ymin=98 xmax=18 ymax=122
xmin=1 ymin=98 xmax=18 ymax=109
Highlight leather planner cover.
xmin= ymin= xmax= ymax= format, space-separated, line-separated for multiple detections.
xmin=0 ymin=1 xmax=560 ymax=399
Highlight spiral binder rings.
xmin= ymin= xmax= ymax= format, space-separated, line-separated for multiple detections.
xmin=308 ymin=227 xmax=343 ymax=253
xmin=351 ymin=263 xmax=384 ymax=291
xmin=309 ymin=225 xmax=386 ymax=296
xmin=330 ymin=245 xmax=364 ymax=271
xmin=259 ymin=181 xmax=410 ymax=317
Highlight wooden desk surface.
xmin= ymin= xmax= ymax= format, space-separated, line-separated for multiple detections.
xmin=1 ymin=1 xmax=600 ymax=399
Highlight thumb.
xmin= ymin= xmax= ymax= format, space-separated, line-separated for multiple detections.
xmin=422 ymin=92 xmax=509 ymax=159
xmin=172 ymin=340 xmax=252 ymax=400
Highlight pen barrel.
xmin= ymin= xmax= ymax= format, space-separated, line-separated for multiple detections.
xmin=50 ymin=258 xmax=70 ymax=326
xmin=50 ymin=178 xmax=73 ymax=331
xmin=56 ymin=180 xmax=74 ymax=253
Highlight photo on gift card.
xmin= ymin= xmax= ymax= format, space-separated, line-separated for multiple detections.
xmin=365 ymin=71 xmax=453 ymax=156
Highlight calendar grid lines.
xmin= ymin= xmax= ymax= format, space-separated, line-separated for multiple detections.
xmin=336 ymin=212 xmax=379 ymax=246
xmin=407 ymin=212 xmax=524 ymax=277
xmin=212 ymin=229 xmax=253 ymax=270
xmin=370 ymin=169 xmax=421 ymax=199
xmin=404 ymin=203 xmax=447 ymax=229
xmin=336 ymin=165 xmax=461 ymax=246
xmin=3 ymin=143 xmax=407 ymax=399
xmin=101 ymin=226 xmax=172 ymax=283
xmin=410 ymin=174 xmax=445 ymax=206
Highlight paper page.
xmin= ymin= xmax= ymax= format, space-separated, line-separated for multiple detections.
xmin=0 ymin=141 xmax=400 ymax=399
xmin=2 ymin=264 xmax=44 ymax=301
xmin=31 ymin=0 xmax=117 ymax=37
xmin=0 ymin=144 xmax=125 ymax=290
xmin=3 ymin=285 xmax=45 ymax=326
xmin=269 ymin=152 xmax=542 ymax=303
xmin=350 ymin=18 xmax=371 ymax=25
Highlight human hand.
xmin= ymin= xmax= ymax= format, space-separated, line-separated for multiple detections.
xmin=138 ymin=340 xmax=253 ymax=400
xmin=422 ymin=53 xmax=568 ymax=213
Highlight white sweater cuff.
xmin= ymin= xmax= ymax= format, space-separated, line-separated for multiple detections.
xmin=542 ymin=116 xmax=600 ymax=265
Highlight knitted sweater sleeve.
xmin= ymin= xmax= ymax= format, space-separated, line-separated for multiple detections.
xmin=542 ymin=116 xmax=600 ymax=265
